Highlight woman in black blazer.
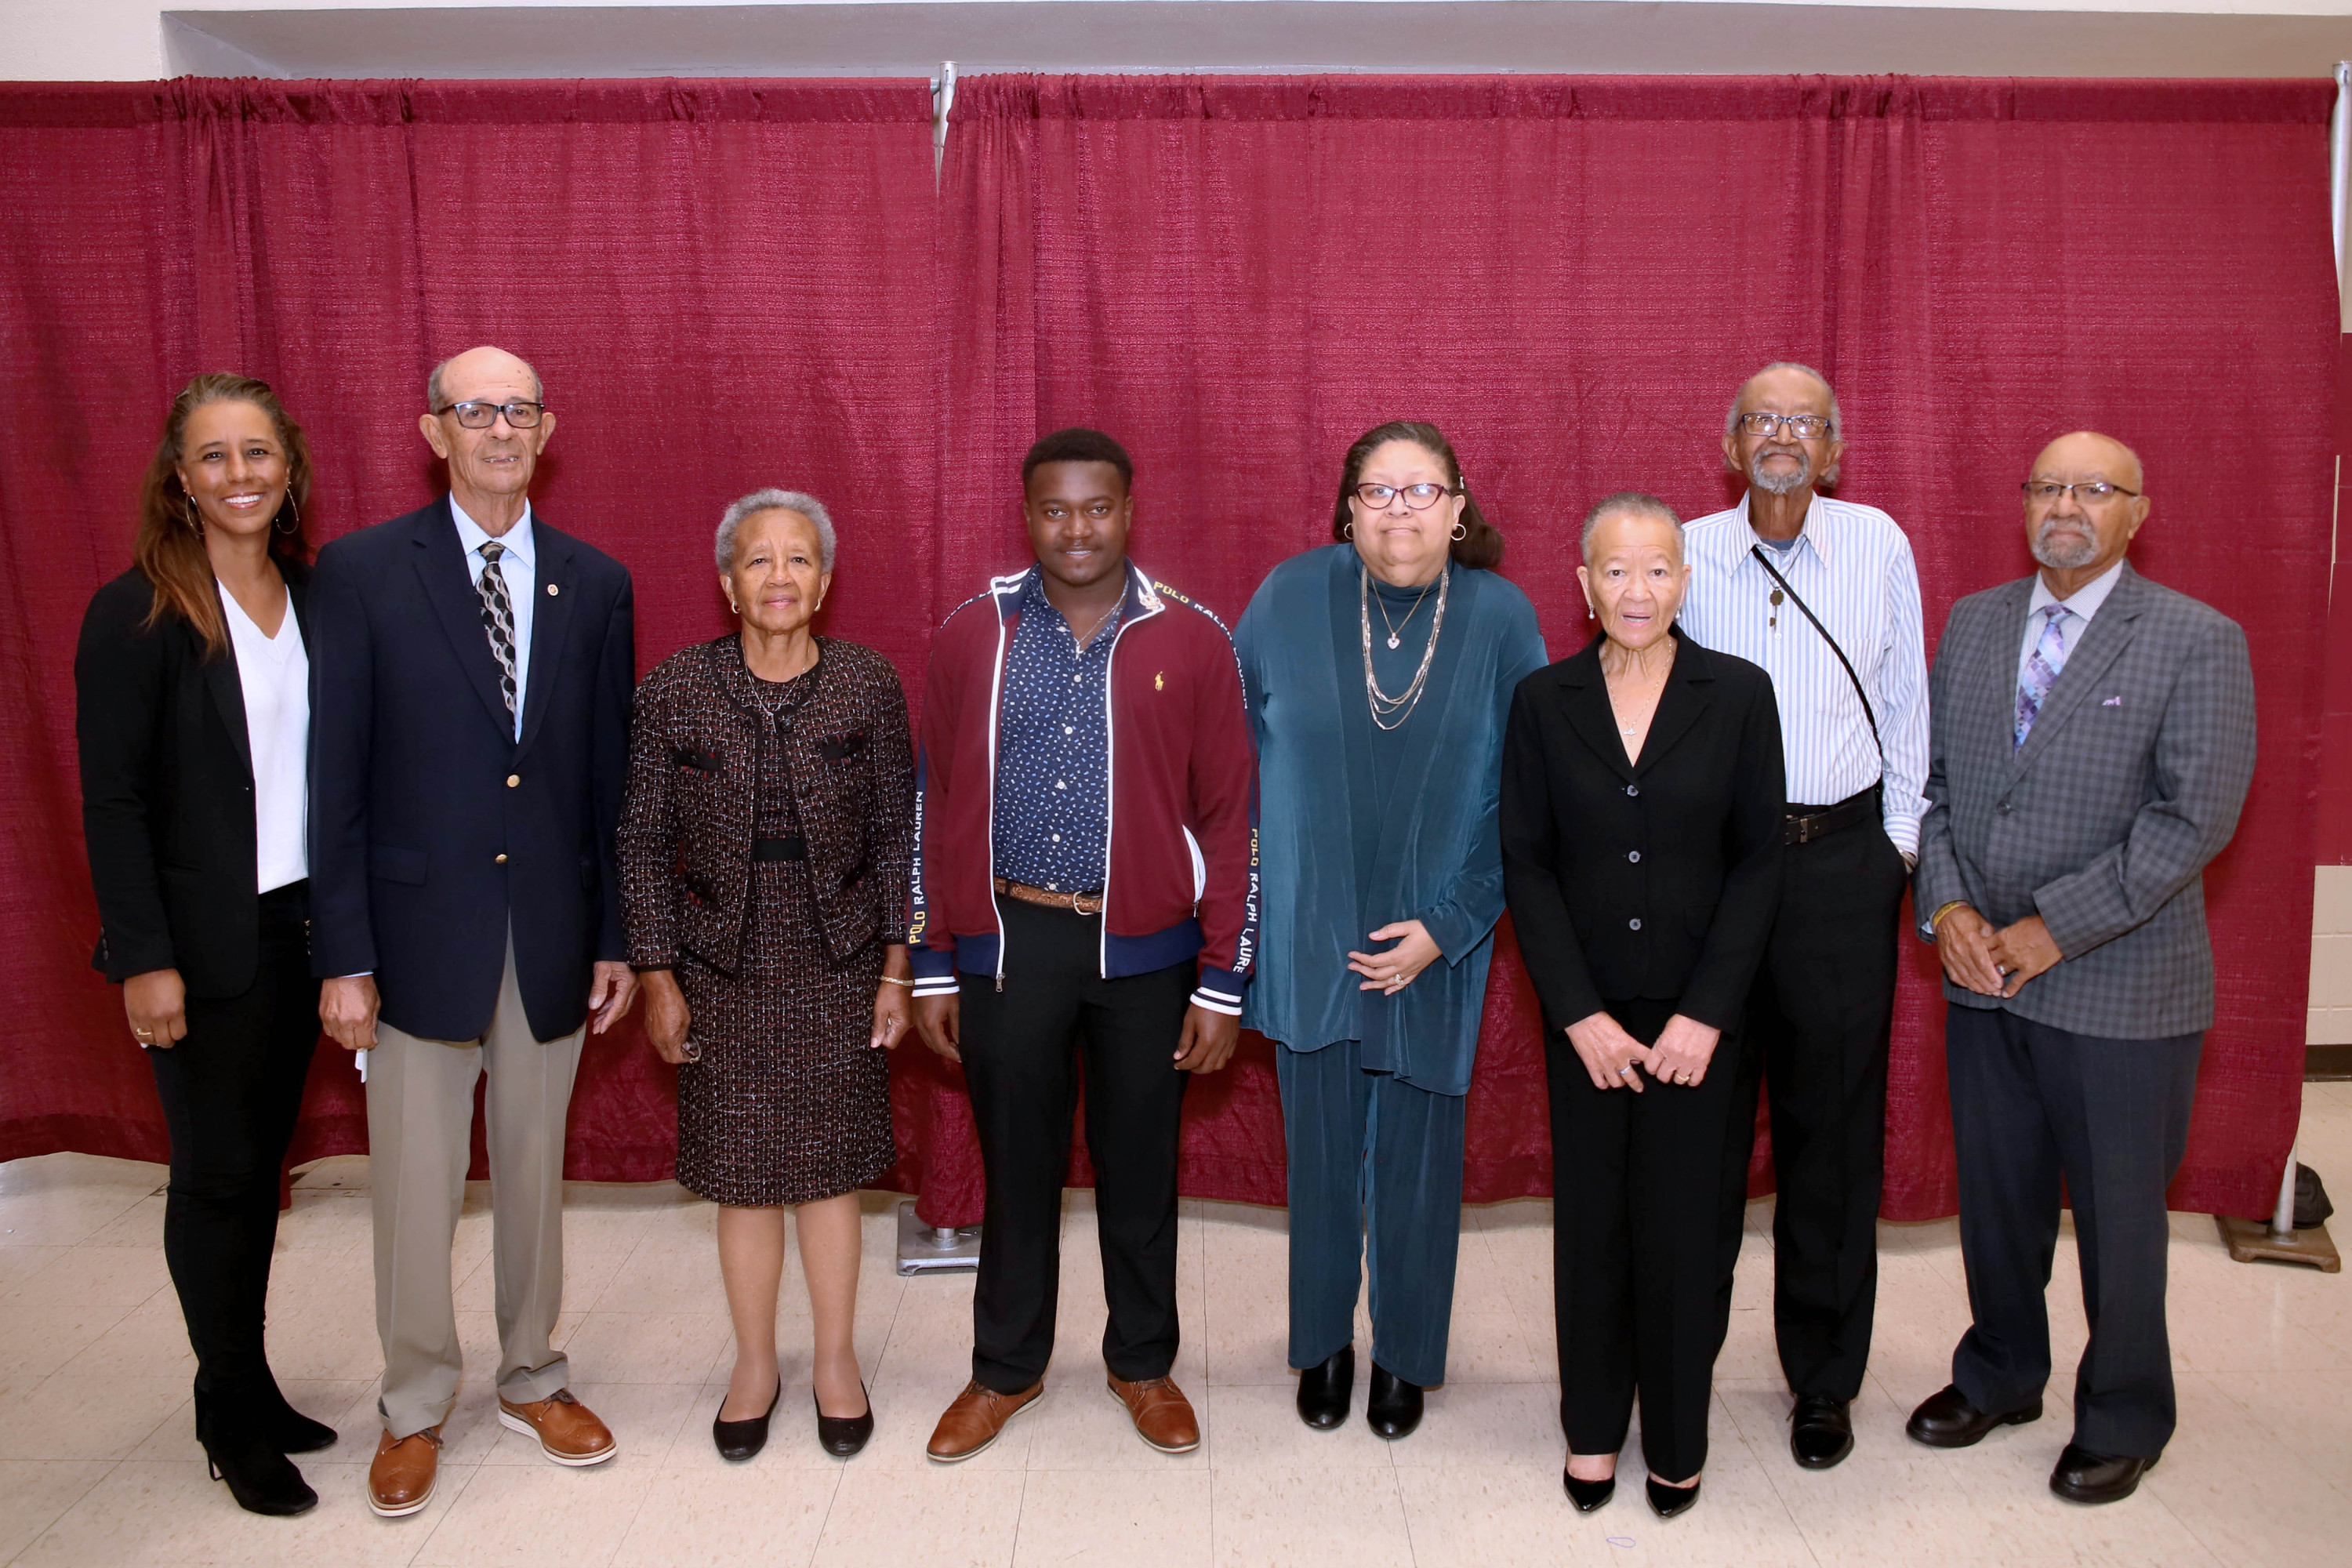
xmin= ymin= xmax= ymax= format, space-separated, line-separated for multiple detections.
xmin=74 ymin=374 xmax=332 ymax=1517
xmin=1501 ymin=492 xmax=1784 ymax=1520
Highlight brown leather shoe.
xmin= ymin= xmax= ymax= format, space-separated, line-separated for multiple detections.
xmin=1108 ymin=1372 xmax=1200 ymax=1454
xmin=367 ymin=1425 xmax=442 ymax=1519
xmin=926 ymin=1379 xmax=1041 ymax=1461
xmin=497 ymin=1388 xmax=618 ymax=1466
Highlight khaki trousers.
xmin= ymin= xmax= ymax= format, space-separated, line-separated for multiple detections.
xmin=368 ymin=937 xmax=584 ymax=1438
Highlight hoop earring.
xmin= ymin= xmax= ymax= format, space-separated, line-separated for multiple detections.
xmin=274 ymin=493 xmax=300 ymax=535
xmin=183 ymin=495 xmax=204 ymax=534
xmin=1450 ymin=521 xmax=1468 ymax=542
xmin=1343 ymin=521 xmax=1355 ymax=540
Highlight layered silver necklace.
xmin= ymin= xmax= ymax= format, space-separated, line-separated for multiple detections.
xmin=1360 ymin=564 xmax=1450 ymax=731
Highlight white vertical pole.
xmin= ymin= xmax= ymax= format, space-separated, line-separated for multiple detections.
xmin=2333 ymin=63 xmax=2351 ymax=327
xmin=933 ymin=60 xmax=957 ymax=180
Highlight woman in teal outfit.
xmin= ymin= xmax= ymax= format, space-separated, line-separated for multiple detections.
xmin=1236 ymin=421 xmax=1548 ymax=1439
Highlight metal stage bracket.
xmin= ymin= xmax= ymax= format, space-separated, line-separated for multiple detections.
xmin=897 ymin=1200 xmax=981 ymax=1276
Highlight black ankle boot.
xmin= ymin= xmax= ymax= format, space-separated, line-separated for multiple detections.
xmin=197 ymin=1403 xmax=316 ymax=1518
xmin=1296 ymin=1345 xmax=1354 ymax=1431
xmin=1366 ymin=1362 xmax=1424 ymax=1439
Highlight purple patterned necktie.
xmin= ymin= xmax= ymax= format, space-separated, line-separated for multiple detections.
xmin=2014 ymin=602 xmax=2072 ymax=750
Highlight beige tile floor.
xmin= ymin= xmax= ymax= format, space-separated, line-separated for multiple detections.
xmin=2 ymin=1082 xmax=2348 ymax=1567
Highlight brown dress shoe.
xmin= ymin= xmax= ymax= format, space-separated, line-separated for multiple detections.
xmin=367 ymin=1425 xmax=442 ymax=1519
xmin=926 ymin=1379 xmax=1042 ymax=1461
xmin=1108 ymin=1372 xmax=1200 ymax=1454
xmin=497 ymin=1388 xmax=618 ymax=1466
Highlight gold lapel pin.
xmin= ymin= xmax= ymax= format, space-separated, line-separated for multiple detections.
xmin=547 ymin=583 xmax=560 ymax=597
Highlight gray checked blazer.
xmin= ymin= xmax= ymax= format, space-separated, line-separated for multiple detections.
xmin=1915 ymin=561 xmax=2256 ymax=1040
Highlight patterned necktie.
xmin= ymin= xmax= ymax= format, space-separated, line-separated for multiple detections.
xmin=2013 ymin=602 xmax=2072 ymax=750
xmin=475 ymin=541 xmax=518 ymax=721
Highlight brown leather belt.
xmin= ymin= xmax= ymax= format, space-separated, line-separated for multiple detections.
xmin=994 ymin=877 xmax=1104 ymax=916
xmin=1784 ymin=787 xmax=1878 ymax=847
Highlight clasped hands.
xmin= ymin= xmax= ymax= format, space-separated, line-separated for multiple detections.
xmin=1563 ymin=1009 xmax=1721 ymax=1093
xmin=1933 ymin=905 xmax=2060 ymax=998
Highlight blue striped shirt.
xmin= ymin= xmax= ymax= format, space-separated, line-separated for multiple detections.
xmin=1678 ymin=492 xmax=1930 ymax=858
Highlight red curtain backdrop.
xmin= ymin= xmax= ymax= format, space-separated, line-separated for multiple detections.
xmin=933 ymin=74 xmax=2335 ymax=1224
xmin=0 ymin=74 xmax=2330 ymax=1226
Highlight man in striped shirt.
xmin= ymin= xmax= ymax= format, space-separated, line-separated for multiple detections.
xmin=1679 ymin=362 xmax=1929 ymax=1473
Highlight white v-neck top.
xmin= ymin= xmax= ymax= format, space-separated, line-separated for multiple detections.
xmin=219 ymin=579 xmax=310 ymax=892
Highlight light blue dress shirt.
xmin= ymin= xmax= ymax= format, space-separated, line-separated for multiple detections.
xmin=2017 ymin=557 xmax=2125 ymax=690
xmin=449 ymin=495 xmax=536 ymax=740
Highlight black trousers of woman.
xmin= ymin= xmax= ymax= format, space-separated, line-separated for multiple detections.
xmin=1548 ymin=996 xmax=1753 ymax=1484
xmin=144 ymin=883 xmax=320 ymax=1434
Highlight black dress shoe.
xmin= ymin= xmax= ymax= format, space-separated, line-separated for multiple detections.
xmin=2050 ymin=1443 xmax=2157 ymax=1504
xmin=815 ymin=1381 xmax=875 ymax=1457
xmin=1366 ymin=1362 xmax=1423 ymax=1439
xmin=203 ymin=1429 xmax=318 ymax=1516
xmin=1563 ymin=1470 xmax=1616 ymax=1512
xmin=1906 ymin=1384 xmax=2042 ymax=1449
xmin=196 ymin=1385 xmax=337 ymax=1459
xmin=1296 ymin=1345 xmax=1354 ymax=1430
xmin=1791 ymin=1395 xmax=1854 ymax=1469
xmin=712 ymin=1381 xmax=782 ymax=1461
xmin=1645 ymin=1475 xmax=1700 ymax=1519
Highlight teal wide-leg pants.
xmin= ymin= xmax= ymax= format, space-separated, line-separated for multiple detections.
xmin=1278 ymin=1038 xmax=1468 ymax=1388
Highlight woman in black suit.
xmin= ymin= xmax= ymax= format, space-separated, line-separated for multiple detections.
xmin=74 ymin=373 xmax=332 ymax=1516
xmin=1501 ymin=492 xmax=1784 ymax=1520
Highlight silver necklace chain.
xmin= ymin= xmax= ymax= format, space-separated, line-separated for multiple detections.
xmin=1372 ymin=573 xmax=1436 ymax=650
xmin=1360 ymin=564 xmax=1450 ymax=731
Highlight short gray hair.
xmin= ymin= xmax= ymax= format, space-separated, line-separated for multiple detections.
xmin=425 ymin=350 xmax=544 ymax=412
xmin=1580 ymin=492 xmax=1684 ymax=563
xmin=1724 ymin=360 xmax=1843 ymax=443
xmin=717 ymin=489 xmax=837 ymax=575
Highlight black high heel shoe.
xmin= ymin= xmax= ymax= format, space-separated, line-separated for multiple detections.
xmin=196 ymin=1402 xmax=317 ymax=1518
xmin=1296 ymin=1345 xmax=1354 ymax=1431
xmin=197 ymin=1386 xmax=337 ymax=1458
xmin=1563 ymin=1468 xmax=1616 ymax=1512
xmin=1366 ymin=1363 xmax=1424 ymax=1440
xmin=815 ymin=1381 xmax=875 ymax=1457
xmin=712 ymin=1381 xmax=782 ymax=1461
xmin=1645 ymin=1475 xmax=1700 ymax=1519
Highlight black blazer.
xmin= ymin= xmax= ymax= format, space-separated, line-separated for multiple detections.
xmin=1500 ymin=629 xmax=1786 ymax=1032
xmin=307 ymin=497 xmax=634 ymax=1044
xmin=75 ymin=564 xmax=312 ymax=996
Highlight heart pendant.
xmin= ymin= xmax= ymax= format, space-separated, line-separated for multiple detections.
xmin=1387 ymin=633 xmax=1400 ymax=650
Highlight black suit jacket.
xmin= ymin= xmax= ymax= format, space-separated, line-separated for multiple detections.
xmin=307 ymin=497 xmax=634 ymax=1043
xmin=1501 ymin=629 xmax=1786 ymax=1032
xmin=76 ymin=564 xmax=313 ymax=996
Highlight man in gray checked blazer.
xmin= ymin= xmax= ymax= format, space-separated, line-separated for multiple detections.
xmin=1904 ymin=431 xmax=2256 ymax=1506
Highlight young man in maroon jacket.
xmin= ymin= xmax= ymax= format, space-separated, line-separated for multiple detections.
xmin=911 ymin=428 xmax=1258 ymax=1460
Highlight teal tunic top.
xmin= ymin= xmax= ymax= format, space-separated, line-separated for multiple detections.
xmin=1236 ymin=544 xmax=1548 ymax=1095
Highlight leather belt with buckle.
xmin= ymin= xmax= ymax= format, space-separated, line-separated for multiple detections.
xmin=752 ymin=836 xmax=808 ymax=862
xmin=994 ymin=877 xmax=1104 ymax=916
xmin=1783 ymin=789 xmax=1876 ymax=847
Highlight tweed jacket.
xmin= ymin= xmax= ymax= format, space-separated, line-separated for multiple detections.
xmin=1915 ymin=562 xmax=2255 ymax=1039
xmin=619 ymin=635 xmax=914 ymax=976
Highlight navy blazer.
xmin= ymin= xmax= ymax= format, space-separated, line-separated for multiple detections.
xmin=76 ymin=564 xmax=314 ymax=996
xmin=307 ymin=496 xmax=635 ymax=1042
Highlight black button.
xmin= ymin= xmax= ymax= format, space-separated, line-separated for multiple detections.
xmin=1628 ymin=917 xmax=1642 ymax=931
xmin=1626 ymin=784 xmax=1640 ymax=797
xmin=1628 ymin=850 xmax=1642 ymax=864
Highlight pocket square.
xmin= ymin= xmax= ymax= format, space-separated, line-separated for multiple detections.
xmin=2100 ymin=695 xmax=2123 ymax=707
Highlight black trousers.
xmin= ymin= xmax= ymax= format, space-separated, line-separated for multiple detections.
xmin=959 ymin=899 xmax=1194 ymax=1393
xmin=1733 ymin=814 xmax=1909 ymax=1403
xmin=1548 ymin=997 xmax=1754 ymax=1483
xmin=1945 ymin=1004 xmax=2201 ymax=1459
xmin=144 ymin=882 xmax=319 ymax=1428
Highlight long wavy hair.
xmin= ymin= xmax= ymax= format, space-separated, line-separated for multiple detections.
xmin=134 ymin=373 xmax=314 ymax=657
xmin=1328 ymin=419 xmax=1504 ymax=571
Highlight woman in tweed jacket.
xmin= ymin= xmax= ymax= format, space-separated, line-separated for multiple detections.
xmin=619 ymin=489 xmax=914 ymax=1461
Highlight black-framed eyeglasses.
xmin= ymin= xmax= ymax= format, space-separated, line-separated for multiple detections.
xmin=1737 ymin=412 xmax=1834 ymax=441
xmin=1353 ymin=481 xmax=1457 ymax=511
xmin=2022 ymin=480 xmax=2140 ymax=506
xmin=434 ymin=400 xmax=546 ymax=430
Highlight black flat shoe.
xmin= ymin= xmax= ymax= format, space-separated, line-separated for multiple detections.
xmin=1366 ymin=1362 xmax=1423 ymax=1440
xmin=1905 ymin=1384 xmax=2042 ymax=1450
xmin=1791 ymin=1394 xmax=1854 ymax=1469
xmin=1296 ymin=1345 xmax=1354 ymax=1431
xmin=1645 ymin=1475 xmax=1700 ymax=1519
xmin=1563 ymin=1470 xmax=1616 ymax=1512
xmin=815 ymin=1381 xmax=874 ymax=1457
xmin=204 ymin=1432 xmax=318 ymax=1516
xmin=712 ymin=1381 xmax=782 ymax=1461
xmin=2049 ymin=1443 xmax=2157 ymax=1504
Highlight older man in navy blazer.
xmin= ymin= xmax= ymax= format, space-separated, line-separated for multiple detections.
xmin=1907 ymin=432 xmax=2255 ymax=1505
xmin=309 ymin=346 xmax=637 ymax=1518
